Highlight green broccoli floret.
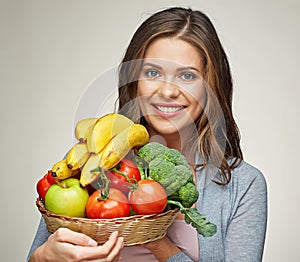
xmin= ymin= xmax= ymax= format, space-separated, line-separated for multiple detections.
xmin=162 ymin=148 xmax=189 ymax=167
xmin=168 ymin=182 xmax=198 ymax=208
xmin=137 ymin=142 xmax=167 ymax=163
xmin=158 ymin=165 xmax=193 ymax=196
xmin=178 ymin=182 xmax=199 ymax=208
xmin=148 ymin=158 xmax=175 ymax=181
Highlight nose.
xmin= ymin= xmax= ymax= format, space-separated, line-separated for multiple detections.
xmin=157 ymin=80 xmax=180 ymax=98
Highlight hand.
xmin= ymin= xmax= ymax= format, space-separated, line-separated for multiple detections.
xmin=140 ymin=236 xmax=180 ymax=262
xmin=29 ymin=228 xmax=124 ymax=262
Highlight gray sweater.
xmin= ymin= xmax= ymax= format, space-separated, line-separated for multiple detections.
xmin=168 ymin=159 xmax=268 ymax=261
xmin=27 ymin=159 xmax=267 ymax=261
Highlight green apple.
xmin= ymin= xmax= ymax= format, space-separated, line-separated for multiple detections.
xmin=45 ymin=178 xmax=89 ymax=218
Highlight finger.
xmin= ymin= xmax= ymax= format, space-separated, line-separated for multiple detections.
xmin=84 ymin=237 xmax=123 ymax=262
xmin=105 ymin=236 xmax=124 ymax=262
xmin=96 ymin=231 xmax=120 ymax=255
xmin=107 ymin=231 xmax=119 ymax=244
xmin=53 ymin=227 xmax=98 ymax=247
xmin=73 ymin=231 xmax=123 ymax=261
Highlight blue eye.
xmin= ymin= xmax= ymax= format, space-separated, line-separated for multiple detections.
xmin=145 ymin=70 xmax=160 ymax=78
xmin=181 ymin=73 xmax=196 ymax=81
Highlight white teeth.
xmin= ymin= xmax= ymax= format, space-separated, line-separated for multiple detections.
xmin=156 ymin=106 xmax=183 ymax=113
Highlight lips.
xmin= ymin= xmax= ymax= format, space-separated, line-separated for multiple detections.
xmin=151 ymin=103 xmax=186 ymax=116
xmin=156 ymin=105 xmax=184 ymax=113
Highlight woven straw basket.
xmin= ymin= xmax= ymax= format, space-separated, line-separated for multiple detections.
xmin=36 ymin=198 xmax=178 ymax=246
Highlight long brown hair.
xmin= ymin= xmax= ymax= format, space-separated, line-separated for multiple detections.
xmin=117 ymin=7 xmax=243 ymax=185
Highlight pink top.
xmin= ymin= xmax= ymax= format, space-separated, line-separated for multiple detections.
xmin=120 ymin=218 xmax=199 ymax=261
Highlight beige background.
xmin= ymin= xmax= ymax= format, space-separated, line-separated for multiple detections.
xmin=1 ymin=0 xmax=299 ymax=261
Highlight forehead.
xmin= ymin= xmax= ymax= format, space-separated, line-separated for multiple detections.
xmin=144 ymin=38 xmax=203 ymax=70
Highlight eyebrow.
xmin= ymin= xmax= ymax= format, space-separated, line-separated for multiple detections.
xmin=177 ymin=66 xmax=201 ymax=73
xmin=143 ymin=62 xmax=163 ymax=69
xmin=142 ymin=62 xmax=201 ymax=73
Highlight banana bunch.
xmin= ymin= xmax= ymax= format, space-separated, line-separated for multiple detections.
xmin=51 ymin=113 xmax=149 ymax=186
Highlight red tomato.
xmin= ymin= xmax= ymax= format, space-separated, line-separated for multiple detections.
xmin=86 ymin=188 xmax=130 ymax=219
xmin=36 ymin=170 xmax=57 ymax=200
xmin=129 ymin=180 xmax=167 ymax=215
xmin=106 ymin=159 xmax=141 ymax=194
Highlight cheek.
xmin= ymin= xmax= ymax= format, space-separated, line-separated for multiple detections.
xmin=137 ymin=82 xmax=143 ymax=97
xmin=187 ymin=83 xmax=207 ymax=109
xmin=137 ymin=80 xmax=156 ymax=97
xmin=137 ymin=80 xmax=157 ymax=107
xmin=137 ymin=82 xmax=150 ymax=114
xmin=195 ymin=88 xmax=207 ymax=108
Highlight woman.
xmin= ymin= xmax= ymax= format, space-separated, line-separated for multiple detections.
xmin=27 ymin=7 xmax=267 ymax=262
xmin=117 ymin=7 xmax=267 ymax=261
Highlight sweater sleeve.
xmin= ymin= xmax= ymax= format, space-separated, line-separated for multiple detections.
xmin=26 ymin=217 xmax=50 ymax=261
xmin=225 ymin=169 xmax=268 ymax=262
xmin=166 ymin=252 xmax=194 ymax=262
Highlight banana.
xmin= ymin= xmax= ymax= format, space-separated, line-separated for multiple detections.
xmin=50 ymin=113 xmax=149 ymax=186
xmin=86 ymin=113 xmax=134 ymax=154
xmin=75 ymin=118 xmax=98 ymax=142
xmin=51 ymin=159 xmax=80 ymax=180
xmin=65 ymin=142 xmax=90 ymax=170
xmin=80 ymin=123 xmax=149 ymax=186
xmin=80 ymin=153 xmax=102 ymax=187
xmin=99 ymin=123 xmax=149 ymax=170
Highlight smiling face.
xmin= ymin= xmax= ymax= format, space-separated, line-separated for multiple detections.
xmin=137 ymin=38 xmax=206 ymax=143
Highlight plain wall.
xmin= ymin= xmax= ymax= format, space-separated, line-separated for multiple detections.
xmin=0 ymin=0 xmax=299 ymax=261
